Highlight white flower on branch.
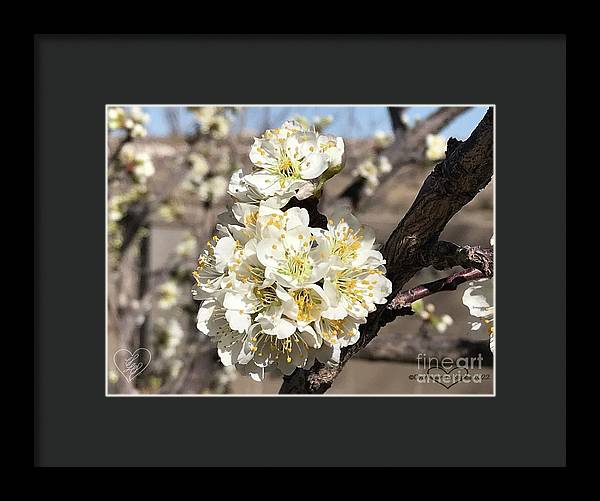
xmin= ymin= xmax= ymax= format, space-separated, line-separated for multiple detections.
xmin=352 ymin=155 xmax=393 ymax=195
xmin=156 ymin=317 xmax=185 ymax=358
xmin=157 ymin=202 xmax=183 ymax=223
xmin=462 ymin=279 xmax=494 ymax=351
xmin=120 ymin=146 xmax=155 ymax=184
xmin=189 ymin=106 xmax=233 ymax=139
xmin=401 ymin=112 xmax=411 ymax=128
xmin=183 ymin=150 xmax=237 ymax=204
xmin=188 ymin=153 xmax=210 ymax=178
xmin=176 ymin=232 xmax=198 ymax=257
xmin=354 ymin=158 xmax=380 ymax=194
xmin=158 ymin=280 xmax=180 ymax=310
xmin=227 ymin=168 xmax=292 ymax=208
xmin=462 ymin=235 xmax=494 ymax=352
xmin=378 ymin=155 xmax=392 ymax=174
xmin=425 ymin=133 xmax=447 ymax=161
xmin=192 ymin=162 xmax=392 ymax=380
xmin=373 ymin=130 xmax=393 ymax=149
xmin=437 ymin=314 xmax=454 ymax=334
xmin=107 ymin=106 xmax=150 ymax=137
xmin=245 ymin=120 xmax=344 ymax=201
xmin=107 ymin=107 xmax=126 ymax=130
xmin=107 ymin=186 xmax=148 ymax=254
xmin=412 ymin=300 xmax=454 ymax=333
xmin=198 ymin=176 xmax=229 ymax=203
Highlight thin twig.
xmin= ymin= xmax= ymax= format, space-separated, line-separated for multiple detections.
xmin=384 ymin=268 xmax=486 ymax=318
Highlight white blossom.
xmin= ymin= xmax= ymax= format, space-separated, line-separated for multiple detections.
xmin=378 ymin=155 xmax=392 ymax=174
xmin=158 ymin=280 xmax=180 ymax=309
xmin=188 ymin=153 xmax=210 ymax=178
xmin=412 ymin=300 xmax=454 ymax=333
xmin=108 ymin=106 xmax=150 ymax=137
xmin=462 ymin=235 xmax=494 ymax=352
xmin=107 ymin=107 xmax=126 ymax=129
xmin=245 ymin=120 xmax=344 ymax=201
xmin=189 ymin=106 xmax=232 ymax=139
xmin=120 ymin=147 xmax=155 ymax=183
xmin=354 ymin=158 xmax=380 ymax=195
xmin=207 ymin=176 xmax=229 ymax=201
xmin=425 ymin=134 xmax=447 ymax=161
xmin=352 ymin=155 xmax=393 ymax=195
xmin=176 ymin=232 xmax=197 ymax=257
xmin=373 ymin=130 xmax=393 ymax=149
xmin=192 ymin=122 xmax=390 ymax=380
xmin=227 ymin=168 xmax=293 ymax=208
xmin=157 ymin=202 xmax=183 ymax=223
xmin=462 ymin=278 xmax=494 ymax=347
xmin=435 ymin=314 xmax=454 ymax=334
xmin=156 ymin=317 xmax=185 ymax=358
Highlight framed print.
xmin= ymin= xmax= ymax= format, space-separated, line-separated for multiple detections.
xmin=35 ymin=35 xmax=566 ymax=467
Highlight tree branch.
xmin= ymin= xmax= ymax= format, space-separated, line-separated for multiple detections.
xmin=387 ymin=106 xmax=407 ymax=142
xmin=108 ymin=132 xmax=132 ymax=167
xmin=339 ymin=106 xmax=470 ymax=209
xmin=378 ymin=242 xmax=493 ymax=319
xmin=279 ymin=107 xmax=494 ymax=394
xmin=431 ymin=241 xmax=494 ymax=276
xmin=383 ymin=267 xmax=488 ymax=320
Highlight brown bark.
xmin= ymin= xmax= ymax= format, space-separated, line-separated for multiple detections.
xmin=383 ymin=266 xmax=490 ymax=319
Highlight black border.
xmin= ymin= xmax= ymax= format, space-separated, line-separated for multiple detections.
xmin=35 ymin=34 xmax=566 ymax=467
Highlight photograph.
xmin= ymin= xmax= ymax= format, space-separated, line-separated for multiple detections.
xmin=106 ymin=105 xmax=495 ymax=396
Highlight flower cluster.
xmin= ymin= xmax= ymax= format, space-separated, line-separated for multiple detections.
xmin=229 ymin=120 xmax=344 ymax=207
xmin=188 ymin=106 xmax=234 ymax=139
xmin=155 ymin=317 xmax=185 ymax=358
xmin=412 ymin=300 xmax=454 ymax=333
xmin=352 ymin=155 xmax=392 ymax=195
xmin=158 ymin=280 xmax=180 ymax=309
xmin=463 ymin=280 xmax=494 ymax=352
xmin=107 ymin=185 xmax=148 ymax=257
xmin=108 ymin=106 xmax=150 ymax=138
xmin=176 ymin=232 xmax=198 ymax=258
xmin=373 ymin=130 xmax=394 ymax=149
xmin=119 ymin=145 xmax=155 ymax=184
xmin=157 ymin=201 xmax=184 ymax=223
xmin=181 ymin=151 xmax=232 ymax=203
xmin=192 ymin=121 xmax=391 ymax=381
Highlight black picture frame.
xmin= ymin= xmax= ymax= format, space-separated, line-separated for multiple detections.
xmin=34 ymin=34 xmax=566 ymax=467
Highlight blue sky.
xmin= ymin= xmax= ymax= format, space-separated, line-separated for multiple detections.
xmin=141 ymin=106 xmax=488 ymax=141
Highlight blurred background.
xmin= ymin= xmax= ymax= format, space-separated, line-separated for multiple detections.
xmin=107 ymin=105 xmax=493 ymax=395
